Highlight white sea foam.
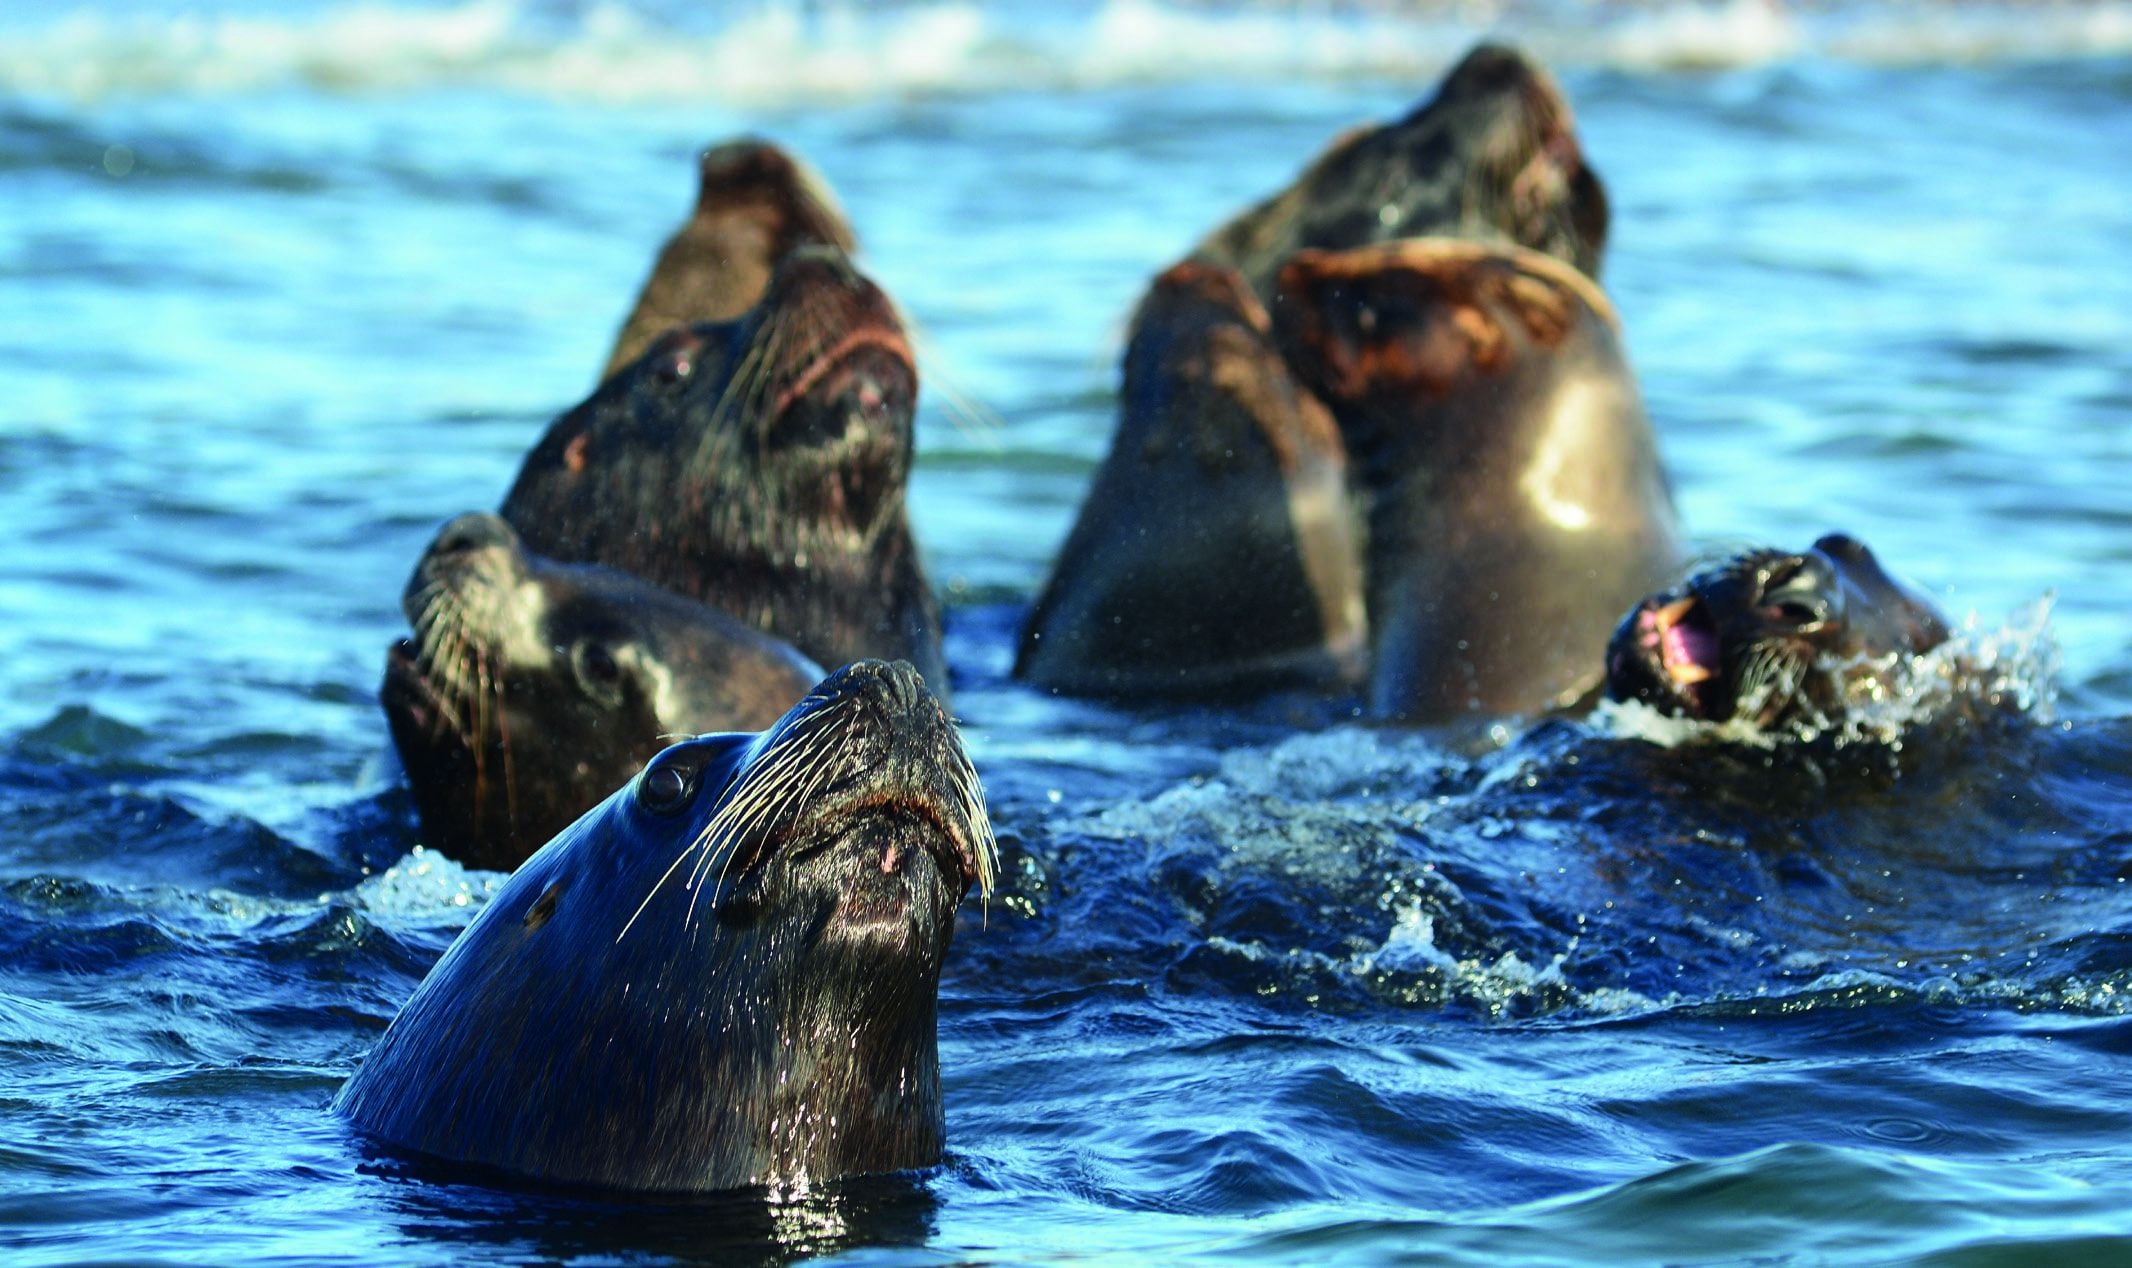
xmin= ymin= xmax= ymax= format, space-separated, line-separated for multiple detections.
xmin=352 ymin=843 xmax=502 ymax=923
xmin=6 ymin=0 xmax=2132 ymax=105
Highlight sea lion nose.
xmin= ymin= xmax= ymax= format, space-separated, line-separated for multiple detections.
xmin=775 ymin=243 xmax=864 ymax=294
xmin=431 ymin=512 xmax=517 ymax=558
xmin=1810 ymin=532 xmax=1871 ymax=566
xmin=882 ymin=659 xmax=925 ymax=715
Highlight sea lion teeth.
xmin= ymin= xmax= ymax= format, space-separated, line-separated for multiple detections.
xmin=1653 ymin=596 xmax=1697 ymax=632
xmin=1667 ymin=660 xmax=1714 ymax=686
xmin=1605 ymin=534 xmax=1952 ymax=731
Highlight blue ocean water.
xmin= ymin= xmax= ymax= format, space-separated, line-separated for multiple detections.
xmin=4 ymin=1 xmax=2132 ymax=1262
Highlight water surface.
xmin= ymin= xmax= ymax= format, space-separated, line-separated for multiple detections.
xmin=4 ymin=2 xmax=2132 ymax=1263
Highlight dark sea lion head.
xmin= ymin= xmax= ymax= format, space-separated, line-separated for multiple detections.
xmin=1197 ymin=41 xmax=1607 ymax=299
xmin=506 ymin=243 xmax=945 ymax=687
xmin=1426 ymin=43 xmax=1609 ymax=278
xmin=732 ymin=245 xmax=919 ymax=535
xmin=381 ymin=511 xmax=819 ymax=870
xmin=517 ymin=247 xmax=919 ymax=567
xmin=342 ymin=658 xmax=995 ymax=1192
xmin=1606 ymin=534 xmax=1952 ymax=730
xmin=646 ymin=246 xmax=917 ymax=550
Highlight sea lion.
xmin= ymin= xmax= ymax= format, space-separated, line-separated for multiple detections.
xmin=604 ymin=138 xmax=858 ymax=381
xmin=503 ymin=245 xmax=947 ymax=692
xmin=1196 ymin=42 xmax=1607 ymax=305
xmin=341 ymin=658 xmax=996 ymax=1192
xmin=1273 ymin=238 xmax=1684 ymax=722
xmin=382 ymin=512 xmax=822 ymax=872
xmin=1016 ymin=260 xmax=1367 ymax=698
xmin=1606 ymin=534 xmax=1952 ymax=730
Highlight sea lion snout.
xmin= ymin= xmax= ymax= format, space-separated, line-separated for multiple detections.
xmin=428 ymin=511 xmax=518 ymax=559
xmin=1605 ymin=537 xmax=1952 ymax=731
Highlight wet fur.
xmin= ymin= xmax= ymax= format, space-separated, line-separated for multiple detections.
xmin=1016 ymin=261 xmax=1368 ymax=697
xmin=382 ymin=512 xmax=821 ymax=871
xmin=343 ymin=661 xmax=996 ymax=1192
xmin=503 ymin=249 xmax=947 ymax=691
xmin=1274 ymin=239 xmax=1683 ymax=721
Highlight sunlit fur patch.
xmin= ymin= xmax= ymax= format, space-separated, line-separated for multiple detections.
xmin=604 ymin=139 xmax=861 ymax=378
xmin=617 ymin=680 xmax=996 ymax=944
xmin=1275 ymin=238 xmax=1617 ymax=405
xmin=397 ymin=551 xmax=554 ymax=840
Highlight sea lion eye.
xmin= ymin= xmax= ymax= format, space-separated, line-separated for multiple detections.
xmin=638 ymin=759 xmax=699 ymax=816
xmin=1759 ymin=558 xmax=1833 ymax=628
xmin=572 ymin=640 xmax=627 ymax=704
xmin=579 ymin=643 xmax=619 ymax=682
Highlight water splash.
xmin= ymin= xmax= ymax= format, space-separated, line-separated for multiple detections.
xmin=1597 ymin=597 xmax=2059 ymax=752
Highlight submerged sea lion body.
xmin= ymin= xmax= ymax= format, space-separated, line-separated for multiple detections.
xmin=504 ymin=247 xmax=947 ymax=692
xmin=1017 ymin=261 xmax=1366 ymax=698
xmin=1607 ymin=533 xmax=1951 ymax=731
xmin=605 ymin=138 xmax=858 ymax=380
xmin=1196 ymin=43 xmax=1608 ymax=304
xmin=381 ymin=512 xmax=820 ymax=872
xmin=342 ymin=659 xmax=995 ymax=1192
xmin=1274 ymin=239 xmax=1683 ymax=722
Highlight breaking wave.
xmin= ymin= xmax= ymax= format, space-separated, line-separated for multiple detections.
xmin=7 ymin=0 xmax=2132 ymax=105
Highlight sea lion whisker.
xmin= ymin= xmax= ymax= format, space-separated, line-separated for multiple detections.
xmin=347 ymin=653 xmax=984 ymax=1191
xmin=690 ymin=724 xmax=840 ymax=903
xmin=680 ymin=722 xmax=828 ymax=893
xmin=709 ymin=731 xmax=842 ymax=900
xmin=709 ymin=729 xmax=837 ymax=871
xmin=902 ymin=318 xmax=1000 ymax=442
xmin=616 ymin=825 xmax=717 ymax=944
xmin=693 ymin=331 xmax=779 ymax=478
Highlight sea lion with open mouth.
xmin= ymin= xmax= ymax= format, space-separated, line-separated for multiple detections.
xmin=503 ymin=246 xmax=946 ymax=692
xmin=1016 ymin=260 xmax=1367 ymax=698
xmin=1606 ymin=533 xmax=1951 ymax=732
xmin=1274 ymin=238 xmax=1683 ymax=723
xmin=1196 ymin=42 xmax=1608 ymax=304
xmin=603 ymin=137 xmax=859 ymax=381
xmin=382 ymin=511 xmax=821 ymax=872
xmin=342 ymin=659 xmax=995 ymax=1192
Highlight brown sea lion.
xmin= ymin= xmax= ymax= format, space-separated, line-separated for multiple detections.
xmin=1016 ymin=260 xmax=1367 ymax=698
xmin=341 ymin=659 xmax=995 ymax=1192
xmin=382 ymin=512 xmax=821 ymax=872
xmin=604 ymin=138 xmax=858 ymax=381
xmin=1197 ymin=42 xmax=1607 ymax=304
xmin=1273 ymin=238 xmax=1683 ymax=722
xmin=1607 ymin=534 xmax=1951 ymax=731
xmin=502 ymin=246 xmax=947 ymax=693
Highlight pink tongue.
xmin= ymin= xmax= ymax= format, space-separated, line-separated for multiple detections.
xmin=1662 ymin=620 xmax=1719 ymax=674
